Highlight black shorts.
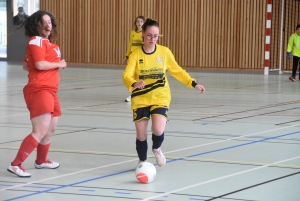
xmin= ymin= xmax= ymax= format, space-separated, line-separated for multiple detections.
xmin=133 ymin=106 xmax=168 ymax=122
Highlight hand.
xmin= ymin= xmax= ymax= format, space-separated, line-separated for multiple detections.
xmin=58 ymin=59 xmax=67 ymax=69
xmin=287 ymin=52 xmax=292 ymax=60
xmin=133 ymin=80 xmax=146 ymax=89
xmin=195 ymin=84 xmax=205 ymax=93
xmin=123 ymin=57 xmax=128 ymax=64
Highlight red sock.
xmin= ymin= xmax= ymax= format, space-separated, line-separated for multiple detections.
xmin=36 ymin=143 xmax=50 ymax=164
xmin=11 ymin=134 xmax=39 ymax=166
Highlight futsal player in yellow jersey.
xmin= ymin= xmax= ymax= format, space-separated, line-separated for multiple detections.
xmin=123 ymin=19 xmax=205 ymax=167
xmin=124 ymin=16 xmax=145 ymax=102
xmin=287 ymin=24 xmax=300 ymax=82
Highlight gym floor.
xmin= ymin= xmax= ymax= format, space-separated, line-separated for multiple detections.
xmin=0 ymin=62 xmax=300 ymax=201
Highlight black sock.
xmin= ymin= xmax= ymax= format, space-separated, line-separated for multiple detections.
xmin=136 ymin=139 xmax=148 ymax=161
xmin=152 ymin=133 xmax=164 ymax=149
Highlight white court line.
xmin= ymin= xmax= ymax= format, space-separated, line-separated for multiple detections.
xmin=0 ymin=158 xmax=138 ymax=192
xmin=0 ymin=106 xmax=92 ymax=119
xmin=0 ymin=84 xmax=25 ymax=87
xmin=164 ymin=123 xmax=300 ymax=154
xmin=1 ymin=123 xmax=300 ymax=192
xmin=142 ymin=155 xmax=300 ymax=201
xmin=0 ymin=113 xmax=29 ymax=119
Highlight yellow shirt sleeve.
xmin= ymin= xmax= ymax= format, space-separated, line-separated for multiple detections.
xmin=123 ymin=53 xmax=138 ymax=92
xmin=165 ymin=48 xmax=195 ymax=88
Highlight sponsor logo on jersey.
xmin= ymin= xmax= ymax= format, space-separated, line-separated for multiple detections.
xmin=140 ymin=67 xmax=163 ymax=74
xmin=54 ymin=48 xmax=61 ymax=58
xmin=156 ymin=56 xmax=164 ymax=64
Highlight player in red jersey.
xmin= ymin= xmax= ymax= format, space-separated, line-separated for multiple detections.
xmin=7 ymin=10 xmax=67 ymax=177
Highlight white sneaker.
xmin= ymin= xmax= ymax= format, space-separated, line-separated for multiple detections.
xmin=34 ymin=160 xmax=60 ymax=169
xmin=7 ymin=164 xmax=31 ymax=177
xmin=152 ymin=148 xmax=166 ymax=167
xmin=125 ymin=95 xmax=131 ymax=102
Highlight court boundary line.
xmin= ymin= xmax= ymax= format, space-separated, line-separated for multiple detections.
xmin=1 ymin=123 xmax=300 ymax=194
xmin=0 ymin=159 xmax=137 ymax=193
xmin=205 ymin=171 xmax=300 ymax=201
xmin=141 ymin=155 xmax=300 ymax=201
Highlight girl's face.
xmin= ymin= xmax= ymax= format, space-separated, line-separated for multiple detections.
xmin=142 ymin=26 xmax=159 ymax=47
xmin=136 ymin=18 xmax=144 ymax=30
xmin=38 ymin=15 xmax=52 ymax=38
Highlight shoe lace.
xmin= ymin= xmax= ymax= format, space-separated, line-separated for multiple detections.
xmin=153 ymin=149 xmax=162 ymax=157
xmin=19 ymin=165 xmax=26 ymax=172
xmin=45 ymin=159 xmax=53 ymax=164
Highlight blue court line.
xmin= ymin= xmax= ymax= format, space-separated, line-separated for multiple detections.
xmin=115 ymin=192 xmax=131 ymax=194
xmin=187 ymin=130 xmax=300 ymax=158
xmin=4 ymin=169 xmax=133 ymax=201
xmin=189 ymin=198 xmax=206 ymax=200
xmin=22 ymin=186 xmax=52 ymax=189
xmin=4 ymin=130 xmax=300 ymax=201
xmin=79 ymin=189 xmax=96 ymax=192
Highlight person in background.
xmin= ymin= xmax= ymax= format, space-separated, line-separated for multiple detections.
xmin=7 ymin=10 xmax=67 ymax=177
xmin=287 ymin=24 xmax=300 ymax=82
xmin=123 ymin=16 xmax=145 ymax=102
xmin=122 ymin=19 xmax=205 ymax=168
xmin=13 ymin=7 xmax=29 ymax=25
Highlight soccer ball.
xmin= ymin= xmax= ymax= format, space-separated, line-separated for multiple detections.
xmin=135 ymin=162 xmax=156 ymax=183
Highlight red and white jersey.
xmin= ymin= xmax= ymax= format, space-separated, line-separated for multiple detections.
xmin=25 ymin=36 xmax=61 ymax=88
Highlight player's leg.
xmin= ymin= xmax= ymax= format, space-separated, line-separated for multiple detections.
xmin=8 ymin=113 xmax=52 ymax=177
xmin=290 ymin=56 xmax=299 ymax=81
xmin=150 ymin=107 xmax=168 ymax=167
xmin=35 ymin=116 xmax=60 ymax=169
xmin=133 ymin=107 xmax=150 ymax=163
xmin=35 ymin=92 xmax=61 ymax=169
xmin=7 ymin=90 xmax=57 ymax=177
xmin=296 ymin=56 xmax=300 ymax=80
xmin=135 ymin=119 xmax=149 ymax=163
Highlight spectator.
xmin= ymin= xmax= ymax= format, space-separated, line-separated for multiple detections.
xmin=13 ymin=7 xmax=29 ymax=25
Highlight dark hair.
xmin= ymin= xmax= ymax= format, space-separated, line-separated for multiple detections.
xmin=142 ymin=18 xmax=159 ymax=32
xmin=134 ymin=16 xmax=145 ymax=31
xmin=296 ymin=24 xmax=300 ymax=30
xmin=24 ymin=10 xmax=58 ymax=43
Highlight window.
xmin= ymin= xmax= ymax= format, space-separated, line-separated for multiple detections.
xmin=13 ymin=0 xmax=39 ymax=16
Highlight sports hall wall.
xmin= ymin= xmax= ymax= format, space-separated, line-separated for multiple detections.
xmin=39 ymin=0 xmax=298 ymax=70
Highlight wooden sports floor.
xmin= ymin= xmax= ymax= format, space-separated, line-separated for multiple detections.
xmin=0 ymin=62 xmax=300 ymax=201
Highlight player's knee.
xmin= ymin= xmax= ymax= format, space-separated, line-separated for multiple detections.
xmin=47 ymin=127 xmax=56 ymax=135
xmin=31 ymin=132 xmax=46 ymax=143
xmin=151 ymin=127 xmax=164 ymax=136
xmin=137 ymin=132 xmax=148 ymax=141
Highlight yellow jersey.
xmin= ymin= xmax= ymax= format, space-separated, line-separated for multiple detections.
xmin=123 ymin=44 xmax=196 ymax=110
xmin=287 ymin=33 xmax=300 ymax=57
xmin=125 ymin=30 xmax=143 ymax=57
